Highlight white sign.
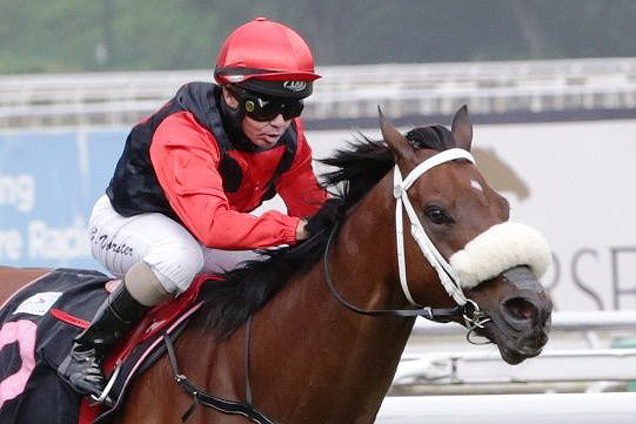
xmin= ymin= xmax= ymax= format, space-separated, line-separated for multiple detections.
xmin=301 ymin=119 xmax=636 ymax=311
xmin=475 ymin=119 xmax=636 ymax=311
xmin=14 ymin=292 xmax=63 ymax=316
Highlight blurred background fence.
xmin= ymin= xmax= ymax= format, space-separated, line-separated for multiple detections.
xmin=3 ymin=57 xmax=636 ymax=129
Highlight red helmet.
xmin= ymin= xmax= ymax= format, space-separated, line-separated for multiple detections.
xmin=214 ymin=17 xmax=320 ymax=99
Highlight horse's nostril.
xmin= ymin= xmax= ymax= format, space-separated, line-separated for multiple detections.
xmin=504 ymin=297 xmax=538 ymax=323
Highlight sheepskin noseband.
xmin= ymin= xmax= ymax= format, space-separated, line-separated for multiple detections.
xmin=449 ymin=222 xmax=552 ymax=289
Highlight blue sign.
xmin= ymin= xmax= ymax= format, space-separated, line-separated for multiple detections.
xmin=0 ymin=128 xmax=128 ymax=270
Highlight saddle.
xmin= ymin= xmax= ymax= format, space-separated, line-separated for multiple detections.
xmin=0 ymin=268 xmax=213 ymax=424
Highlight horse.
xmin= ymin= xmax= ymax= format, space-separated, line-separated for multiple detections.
xmin=0 ymin=106 xmax=552 ymax=424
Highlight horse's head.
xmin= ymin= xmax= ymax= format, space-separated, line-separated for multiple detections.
xmin=381 ymin=106 xmax=552 ymax=365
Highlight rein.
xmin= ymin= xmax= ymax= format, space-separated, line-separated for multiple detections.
xmin=322 ymin=222 xmax=466 ymax=322
xmin=323 ymin=222 xmax=488 ymax=332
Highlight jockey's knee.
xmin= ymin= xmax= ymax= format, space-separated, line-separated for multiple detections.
xmin=143 ymin=243 xmax=204 ymax=296
xmin=124 ymin=261 xmax=170 ymax=306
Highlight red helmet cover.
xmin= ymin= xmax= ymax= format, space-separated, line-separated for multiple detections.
xmin=215 ymin=17 xmax=320 ymax=98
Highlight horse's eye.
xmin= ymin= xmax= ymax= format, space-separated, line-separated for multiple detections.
xmin=425 ymin=205 xmax=452 ymax=225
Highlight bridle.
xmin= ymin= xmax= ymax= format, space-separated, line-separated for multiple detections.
xmin=323 ymin=148 xmax=490 ymax=335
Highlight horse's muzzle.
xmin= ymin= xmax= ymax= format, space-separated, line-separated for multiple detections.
xmin=467 ymin=266 xmax=553 ymax=365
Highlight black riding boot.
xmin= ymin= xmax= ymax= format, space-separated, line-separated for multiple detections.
xmin=58 ymin=282 xmax=149 ymax=399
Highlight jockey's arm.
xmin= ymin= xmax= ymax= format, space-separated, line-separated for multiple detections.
xmin=149 ymin=114 xmax=302 ymax=249
xmin=275 ymin=124 xmax=328 ymax=218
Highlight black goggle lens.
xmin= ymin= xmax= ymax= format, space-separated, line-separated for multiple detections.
xmin=230 ymin=87 xmax=304 ymax=122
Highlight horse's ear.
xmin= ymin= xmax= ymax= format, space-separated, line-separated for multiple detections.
xmin=378 ymin=107 xmax=415 ymax=161
xmin=451 ymin=105 xmax=473 ymax=151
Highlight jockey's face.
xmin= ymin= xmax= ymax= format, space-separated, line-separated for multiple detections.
xmin=242 ymin=113 xmax=292 ymax=148
xmin=223 ymin=87 xmax=294 ymax=149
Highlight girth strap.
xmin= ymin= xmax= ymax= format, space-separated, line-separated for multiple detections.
xmin=163 ymin=323 xmax=276 ymax=424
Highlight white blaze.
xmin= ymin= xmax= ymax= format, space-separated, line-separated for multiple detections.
xmin=470 ymin=179 xmax=483 ymax=192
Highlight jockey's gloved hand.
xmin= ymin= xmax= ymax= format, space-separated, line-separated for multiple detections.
xmin=296 ymin=219 xmax=309 ymax=241
xmin=304 ymin=198 xmax=344 ymax=239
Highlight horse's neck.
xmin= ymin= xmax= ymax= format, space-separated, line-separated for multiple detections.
xmin=251 ymin=175 xmax=416 ymax=421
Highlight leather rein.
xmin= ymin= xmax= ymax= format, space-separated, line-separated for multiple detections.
xmin=322 ymin=221 xmax=478 ymax=324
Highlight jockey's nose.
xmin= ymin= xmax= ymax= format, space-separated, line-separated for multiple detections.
xmin=270 ymin=113 xmax=287 ymax=127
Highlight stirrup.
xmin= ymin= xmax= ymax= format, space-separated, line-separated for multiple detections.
xmin=90 ymin=364 xmax=121 ymax=407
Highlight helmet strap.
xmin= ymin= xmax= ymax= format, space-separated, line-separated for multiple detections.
xmin=218 ymin=87 xmax=255 ymax=152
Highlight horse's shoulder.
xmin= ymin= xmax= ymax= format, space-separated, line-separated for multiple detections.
xmin=0 ymin=266 xmax=50 ymax=282
xmin=0 ymin=267 xmax=51 ymax=303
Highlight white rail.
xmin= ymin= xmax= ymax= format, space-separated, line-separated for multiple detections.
xmin=398 ymin=311 xmax=636 ymax=394
xmin=376 ymin=393 xmax=636 ymax=424
xmin=393 ymin=349 xmax=636 ymax=386
xmin=413 ymin=310 xmax=636 ymax=335
xmin=2 ymin=57 xmax=636 ymax=128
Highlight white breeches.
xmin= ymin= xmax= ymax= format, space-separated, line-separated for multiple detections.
xmin=88 ymin=195 xmax=262 ymax=294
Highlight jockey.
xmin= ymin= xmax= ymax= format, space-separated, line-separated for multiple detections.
xmin=58 ymin=17 xmax=327 ymax=399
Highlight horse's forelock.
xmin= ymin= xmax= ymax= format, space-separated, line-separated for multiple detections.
xmin=406 ymin=125 xmax=455 ymax=151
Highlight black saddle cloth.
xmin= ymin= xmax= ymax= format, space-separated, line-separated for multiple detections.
xmin=0 ymin=268 xmax=111 ymax=424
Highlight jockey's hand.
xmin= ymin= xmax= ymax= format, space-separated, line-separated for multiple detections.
xmin=303 ymin=198 xmax=345 ymax=240
xmin=296 ymin=219 xmax=309 ymax=241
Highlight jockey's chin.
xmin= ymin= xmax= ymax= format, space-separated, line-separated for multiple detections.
xmin=250 ymin=133 xmax=284 ymax=148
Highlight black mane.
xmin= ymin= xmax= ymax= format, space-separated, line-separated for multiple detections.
xmin=197 ymin=127 xmax=449 ymax=338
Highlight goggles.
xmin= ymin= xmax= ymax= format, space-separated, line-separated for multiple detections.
xmin=227 ymin=85 xmax=304 ymax=122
